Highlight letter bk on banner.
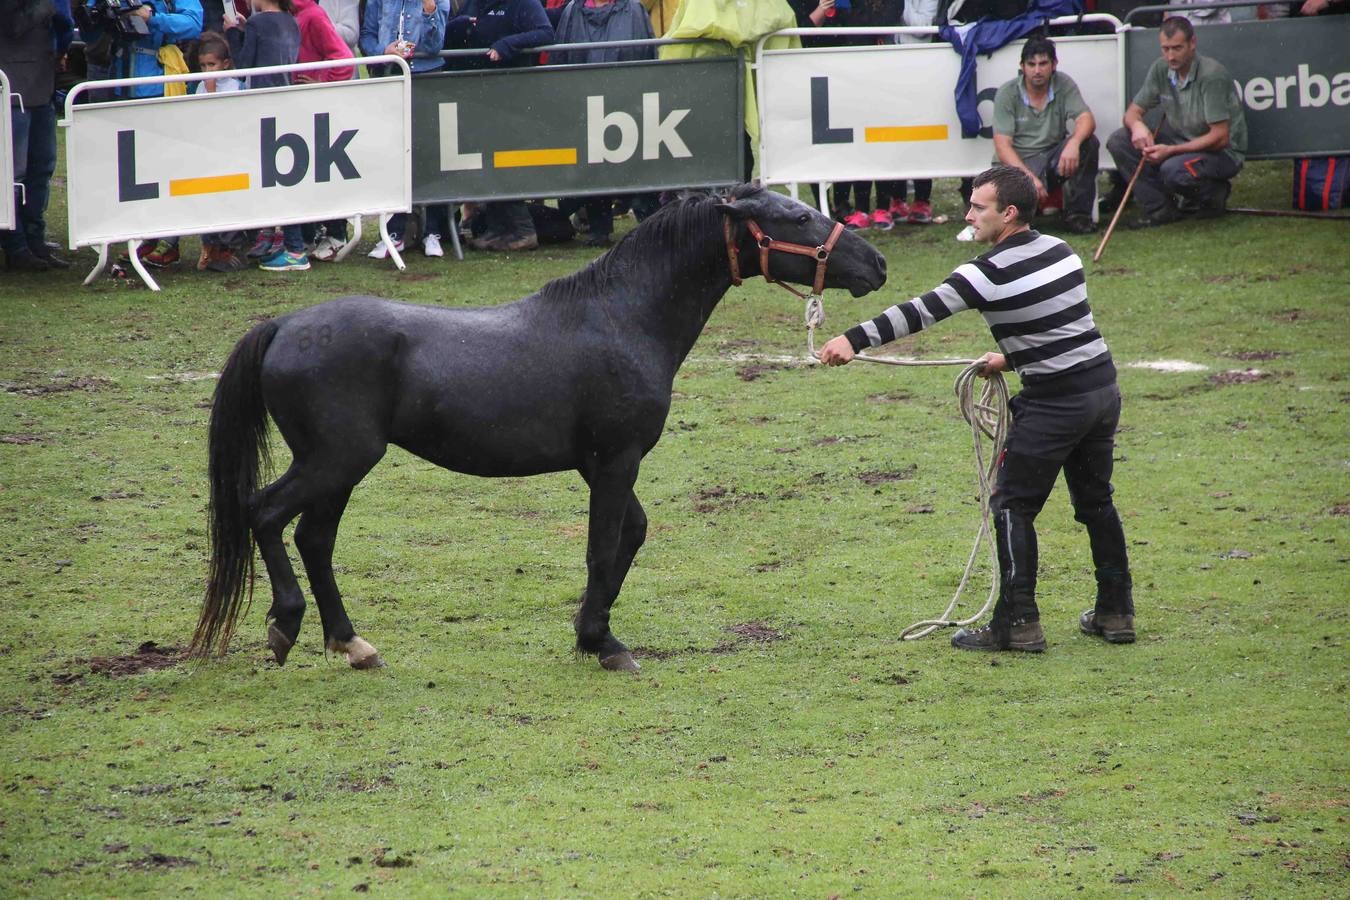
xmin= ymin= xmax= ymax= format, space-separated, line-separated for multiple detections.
xmin=757 ymin=34 xmax=1120 ymax=184
xmin=64 ymin=75 xmax=410 ymax=249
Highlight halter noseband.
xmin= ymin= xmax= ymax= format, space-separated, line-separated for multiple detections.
xmin=724 ymin=215 xmax=846 ymax=300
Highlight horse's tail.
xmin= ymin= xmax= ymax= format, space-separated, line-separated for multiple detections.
xmin=190 ymin=319 xmax=280 ymax=659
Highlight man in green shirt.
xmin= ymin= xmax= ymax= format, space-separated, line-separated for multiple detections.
xmin=992 ymin=37 xmax=1099 ymax=235
xmin=1106 ymin=15 xmax=1247 ymax=227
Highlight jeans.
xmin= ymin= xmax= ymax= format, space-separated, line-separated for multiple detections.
xmin=2 ymin=99 xmax=59 ymax=256
xmin=1022 ymin=134 xmax=1100 ymax=219
xmin=1106 ymin=125 xmax=1242 ymax=214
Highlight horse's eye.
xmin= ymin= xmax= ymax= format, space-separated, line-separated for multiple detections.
xmin=797 ymin=214 xmax=810 ymax=225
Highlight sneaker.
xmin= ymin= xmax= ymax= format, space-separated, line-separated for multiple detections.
xmin=366 ymin=235 xmax=404 ymax=259
xmin=259 ymin=250 xmax=310 ymax=272
xmin=486 ymin=232 xmax=539 ymax=252
xmin=951 ymin=619 xmax=1046 ymax=653
xmin=116 ymin=242 xmax=155 ymax=266
xmin=888 ymin=199 xmax=911 ymax=219
xmin=1063 ymin=215 xmax=1097 ymax=235
xmin=205 ymin=248 xmax=246 ymax=273
xmin=907 ymin=200 xmax=934 ymax=224
xmin=423 ymin=233 xmax=444 ymax=257
xmin=1079 ymin=610 xmax=1136 ymax=644
xmin=247 ymin=230 xmax=284 ymax=260
xmin=311 ymin=235 xmax=345 ymax=262
xmin=468 ymin=231 xmax=503 ymax=251
xmin=843 ymin=211 xmax=870 ymax=231
xmin=143 ymin=240 xmax=180 ymax=268
xmin=869 ymin=209 xmax=893 ymax=231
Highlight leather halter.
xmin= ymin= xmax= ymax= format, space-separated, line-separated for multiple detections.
xmin=724 ymin=216 xmax=847 ymax=300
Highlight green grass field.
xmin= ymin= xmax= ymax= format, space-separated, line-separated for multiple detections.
xmin=1 ymin=163 xmax=1346 ymax=896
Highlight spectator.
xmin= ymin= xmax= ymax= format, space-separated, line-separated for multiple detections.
xmin=889 ymin=0 xmax=942 ymax=226
xmin=77 ymin=0 xmax=203 ymax=98
xmin=991 ymin=35 xmax=1098 ymax=234
xmin=292 ymin=0 xmax=356 ymax=261
xmin=190 ymin=31 xmax=250 ymax=272
xmin=1106 ymin=15 xmax=1247 ymax=227
xmin=226 ymin=0 xmax=311 ymax=270
xmin=445 ymin=0 xmax=555 ymax=251
xmin=319 ymin=0 xmax=361 ymax=52
xmin=361 ymin=0 xmax=451 ymax=259
xmin=2 ymin=0 xmax=76 ymax=272
xmin=551 ymin=0 xmax=656 ymax=247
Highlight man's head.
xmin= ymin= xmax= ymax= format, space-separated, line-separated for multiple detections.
xmin=1158 ymin=16 xmax=1197 ymax=76
xmin=967 ymin=166 xmax=1037 ymax=244
xmin=1019 ymin=37 xmax=1057 ymax=92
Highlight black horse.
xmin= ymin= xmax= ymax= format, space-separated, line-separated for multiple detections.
xmin=191 ymin=185 xmax=886 ymax=672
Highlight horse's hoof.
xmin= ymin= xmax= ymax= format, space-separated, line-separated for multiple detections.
xmin=267 ymin=623 xmax=294 ymax=666
xmin=335 ymin=636 xmax=385 ymax=670
xmin=599 ymin=651 xmax=640 ymax=673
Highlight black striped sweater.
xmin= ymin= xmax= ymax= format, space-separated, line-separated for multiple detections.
xmin=844 ymin=230 xmax=1116 ymax=398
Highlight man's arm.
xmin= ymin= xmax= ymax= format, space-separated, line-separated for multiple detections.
xmin=1123 ymin=102 xmax=1154 ymax=150
xmin=1142 ymin=120 xmax=1229 ymax=164
xmin=993 ymin=133 xmax=1049 ymax=203
xmin=1057 ymin=108 xmax=1096 ymax=178
xmin=818 ymin=273 xmax=982 ymax=366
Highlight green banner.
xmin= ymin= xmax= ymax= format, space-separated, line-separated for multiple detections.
xmin=411 ymin=57 xmax=744 ymax=203
xmin=1125 ymin=17 xmax=1350 ymax=159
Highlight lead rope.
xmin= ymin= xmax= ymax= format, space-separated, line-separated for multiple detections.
xmin=803 ymin=296 xmax=1011 ymax=640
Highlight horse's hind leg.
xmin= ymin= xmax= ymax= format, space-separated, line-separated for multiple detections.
xmin=293 ymin=487 xmax=383 ymax=670
xmin=251 ymin=465 xmax=318 ymax=665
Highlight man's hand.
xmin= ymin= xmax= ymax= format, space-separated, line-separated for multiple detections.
xmin=975 ymin=352 xmax=1007 ymax=378
xmin=1130 ymin=121 xmax=1154 ymax=151
xmin=487 ymin=47 xmax=502 ymax=62
xmin=1301 ymin=0 xmax=1330 ymax=13
xmin=818 ymin=335 xmax=855 ymax=367
xmin=134 ymin=4 xmax=152 ymax=20
xmin=1056 ymin=141 xmax=1081 ymax=178
xmin=423 ymin=0 xmax=438 ymax=12
xmin=1142 ymin=143 xmax=1174 ymax=165
xmin=1030 ymin=174 xmax=1049 ymax=204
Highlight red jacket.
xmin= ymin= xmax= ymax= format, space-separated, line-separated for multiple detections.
xmin=292 ymin=0 xmax=355 ymax=81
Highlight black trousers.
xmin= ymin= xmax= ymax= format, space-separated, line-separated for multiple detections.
xmin=989 ymin=382 xmax=1132 ymax=624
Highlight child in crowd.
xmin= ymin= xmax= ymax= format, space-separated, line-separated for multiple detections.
xmin=226 ymin=0 xmax=310 ymax=271
xmin=194 ymin=31 xmax=250 ymax=272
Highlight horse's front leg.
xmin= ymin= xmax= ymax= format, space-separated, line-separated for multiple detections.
xmin=576 ymin=453 xmax=642 ymax=673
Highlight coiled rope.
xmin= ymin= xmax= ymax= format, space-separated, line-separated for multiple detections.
xmin=803 ymin=296 xmax=1010 ymax=640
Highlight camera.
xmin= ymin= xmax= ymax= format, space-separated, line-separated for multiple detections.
xmin=75 ymin=0 xmax=152 ymax=40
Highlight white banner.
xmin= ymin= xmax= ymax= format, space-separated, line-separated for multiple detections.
xmin=1 ymin=71 xmax=15 ymax=231
xmin=64 ymin=76 xmax=410 ymax=248
xmin=758 ymin=34 xmax=1121 ymax=184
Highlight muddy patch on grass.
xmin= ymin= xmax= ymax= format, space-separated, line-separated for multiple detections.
xmin=736 ymin=362 xmax=797 ymax=382
xmin=124 ymin=853 xmax=196 ymax=870
xmin=1272 ymin=309 xmax=1305 ymax=323
xmin=858 ymin=464 xmax=917 ymax=486
xmin=1329 ymin=503 xmax=1350 ymax=517
xmin=1222 ymin=350 xmax=1286 ymax=362
xmin=690 ymin=486 xmax=767 ymax=514
xmin=3 ymin=376 xmax=114 ymax=396
xmin=1209 ymin=369 xmax=1277 ymax=386
xmin=635 ymin=621 xmax=789 ymax=660
xmin=1 ymin=434 xmax=44 ymax=445
xmin=86 ymin=641 xmax=184 ymax=677
xmin=867 ymin=390 xmax=913 ymax=403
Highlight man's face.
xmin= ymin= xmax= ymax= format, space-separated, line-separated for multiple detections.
xmin=1159 ymin=30 xmax=1197 ymax=74
xmin=965 ymin=183 xmax=1016 ymax=244
xmin=1020 ymin=53 xmax=1055 ymax=91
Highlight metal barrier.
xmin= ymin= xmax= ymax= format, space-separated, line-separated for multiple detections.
xmin=1 ymin=71 xmax=15 ymax=232
xmin=61 ymin=56 xmax=411 ymax=289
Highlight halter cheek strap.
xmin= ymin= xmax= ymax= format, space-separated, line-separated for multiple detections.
xmin=724 ymin=216 xmax=847 ymax=300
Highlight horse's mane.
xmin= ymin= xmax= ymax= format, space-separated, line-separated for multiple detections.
xmin=537 ymin=183 xmax=766 ymax=307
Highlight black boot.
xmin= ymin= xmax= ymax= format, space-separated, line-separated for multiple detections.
xmin=952 ymin=509 xmax=1045 ymax=652
xmin=1077 ymin=505 xmax=1136 ymax=643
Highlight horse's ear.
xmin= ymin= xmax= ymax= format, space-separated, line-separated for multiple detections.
xmin=715 ymin=198 xmax=753 ymax=220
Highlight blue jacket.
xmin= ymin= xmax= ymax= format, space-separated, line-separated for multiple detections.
xmin=81 ymin=0 xmax=203 ymax=98
xmin=445 ymin=0 xmax=553 ymax=69
xmin=939 ymin=0 xmax=1080 ymax=138
xmin=53 ymin=0 xmax=76 ymax=54
xmin=360 ymin=0 xmax=450 ymax=73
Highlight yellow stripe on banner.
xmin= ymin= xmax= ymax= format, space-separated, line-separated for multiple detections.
xmin=493 ymin=148 xmax=578 ymax=168
xmin=864 ymin=125 xmax=949 ymax=143
xmin=168 ymin=173 xmax=251 ymax=196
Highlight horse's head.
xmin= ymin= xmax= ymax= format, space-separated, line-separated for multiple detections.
xmin=718 ymin=188 xmax=887 ymax=298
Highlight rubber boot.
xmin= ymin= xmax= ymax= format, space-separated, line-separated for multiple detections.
xmin=1077 ymin=506 xmax=1135 ymax=642
xmin=952 ymin=509 xmax=1045 ymax=652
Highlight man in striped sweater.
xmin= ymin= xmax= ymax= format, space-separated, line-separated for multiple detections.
xmin=819 ymin=166 xmax=1136 ymax=653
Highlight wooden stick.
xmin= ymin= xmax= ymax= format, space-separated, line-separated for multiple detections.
xmin=1093 ymin=115 xmax=1166 ymax=263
